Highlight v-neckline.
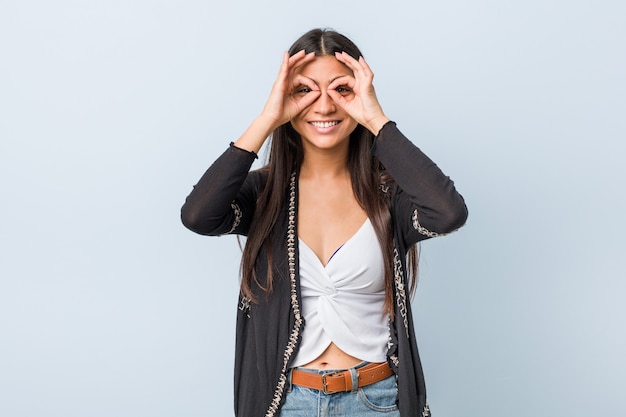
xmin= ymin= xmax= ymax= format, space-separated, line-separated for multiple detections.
xmin=298 ymin=218 xmax=370 ymax=267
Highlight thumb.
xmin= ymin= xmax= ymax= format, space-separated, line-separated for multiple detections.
xmin=327 ymin=89 xmax=349 ymax=111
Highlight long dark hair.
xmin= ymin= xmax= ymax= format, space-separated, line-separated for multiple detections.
xmin=240 ymin=28 xmax=418 ymax=317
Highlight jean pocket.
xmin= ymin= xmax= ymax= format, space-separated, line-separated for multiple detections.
xmin=280 ymin=385 xmax=318 ymax=414
xmin=357 ymin=375 xmax=399 ymax=412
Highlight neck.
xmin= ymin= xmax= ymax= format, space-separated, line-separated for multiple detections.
xmin=299 ymin=144 xmax=350 ymax=180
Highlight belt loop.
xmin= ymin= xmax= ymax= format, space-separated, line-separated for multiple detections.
xmin=286 ymin=368 xmax=293 ymax=392
xmin=348 ymin=367 xmax=359 ymax=393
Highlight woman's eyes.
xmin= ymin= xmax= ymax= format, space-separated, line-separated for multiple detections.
xmin=294 ymin=86 xmax=312 ymax=95
xmin=293 ymin=85 xmax=352 ymax=96
xmin=334 ymin=86 xmax=352 ymax=96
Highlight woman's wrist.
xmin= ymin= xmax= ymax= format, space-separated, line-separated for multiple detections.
xmin=366 ymin=115 xmax=391 ymax=136
xmin=233 ymin=115 xmax=277 ymax=154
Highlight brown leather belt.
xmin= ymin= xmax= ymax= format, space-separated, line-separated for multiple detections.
xmin=291 ymin=362 xmax=394 ymax=394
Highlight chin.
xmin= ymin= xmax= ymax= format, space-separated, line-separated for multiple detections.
xmin=304 ymin=135 xmax=350 ymax=150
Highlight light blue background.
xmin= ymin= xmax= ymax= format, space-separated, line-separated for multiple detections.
xmin=1 ymin=1 xmax=624 ymax=416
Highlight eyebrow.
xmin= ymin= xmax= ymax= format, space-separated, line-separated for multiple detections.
xmin=301 ymin=75 xmax=348 ymax=84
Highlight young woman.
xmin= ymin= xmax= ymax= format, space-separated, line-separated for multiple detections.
xmin=181 ymin=28 xmax=467 ymax=417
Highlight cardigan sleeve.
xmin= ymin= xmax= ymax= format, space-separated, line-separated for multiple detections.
xmin=181 ymin=143 xmax=262 ymax=236
xmin=373 ymin=122 xmax=468 ymax=247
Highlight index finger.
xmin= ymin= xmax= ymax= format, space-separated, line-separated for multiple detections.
xmin=328 ymin=75 xmax=355 ymax=91
xmin=335 ymin=51 xmax=372 ymax=78
xmin=292 ymin=74 xmax=320 ymax=92
xmin=288 ymin=50 xmax=316 ymax=72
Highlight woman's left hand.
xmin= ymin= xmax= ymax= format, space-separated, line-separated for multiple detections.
xmin=327 ymin=52 xmax=391 ymax=135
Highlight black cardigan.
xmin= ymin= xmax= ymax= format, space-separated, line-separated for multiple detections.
xmin=181 ymin=122 xmax=468 ymax=417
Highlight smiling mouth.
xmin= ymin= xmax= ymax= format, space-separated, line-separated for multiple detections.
xmin=310 ymin=121 xmax=339 ymax=128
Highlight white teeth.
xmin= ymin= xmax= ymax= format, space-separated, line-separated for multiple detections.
xmin=311 ymin=121 xmax=338 ymax=128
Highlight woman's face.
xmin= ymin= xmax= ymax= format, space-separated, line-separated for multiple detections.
xmin=290 ymin=55 xmax=358 ymax=153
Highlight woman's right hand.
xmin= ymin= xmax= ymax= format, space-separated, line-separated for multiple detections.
xmin=234 ymin=50 xmax=319 ymax=153
xmin=260 ymin=50 xmax=320 ymax=130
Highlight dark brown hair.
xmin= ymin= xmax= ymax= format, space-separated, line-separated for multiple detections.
xmin=240 ymin=28 xmax=418 ymax=317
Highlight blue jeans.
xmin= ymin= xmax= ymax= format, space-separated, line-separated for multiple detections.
xmin=279 ymin=364 xmax=400 ymax=417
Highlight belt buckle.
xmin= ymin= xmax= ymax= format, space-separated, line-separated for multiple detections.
xmin=321 ymin=373 xmax=339 ymax=394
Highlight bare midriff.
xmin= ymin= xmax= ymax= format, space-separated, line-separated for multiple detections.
xmin=300 ymin=342 xmax=364 ymax=370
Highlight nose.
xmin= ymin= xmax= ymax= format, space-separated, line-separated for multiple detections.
xmin=312 ymin=89 xmax=336 ymax=115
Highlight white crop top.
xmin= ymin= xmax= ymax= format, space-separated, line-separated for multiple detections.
xmin=291 ymin=218 xmax=390 ymax=367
